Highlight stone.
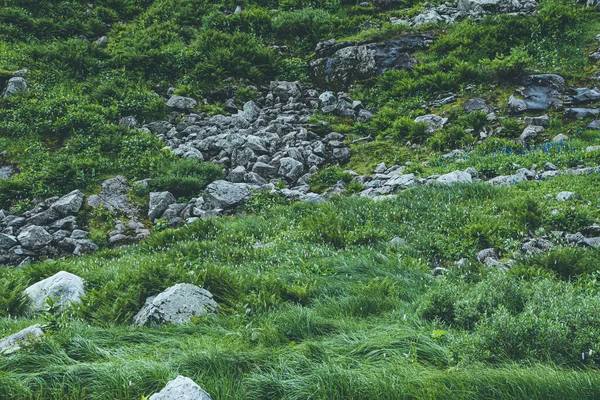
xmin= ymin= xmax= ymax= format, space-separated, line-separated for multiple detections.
xmin=0 ymin=325 xmax=44 ymax=355
xmin=319 ymin=91 xmax=338 ymax=113
xmin=278 ymin=157 xmax=304 ymax=184
xmin=412 ymin=9 xmax=444 ymax=26
xmin=241 ymin=100 xmax=261 ymax=121
xmin=269 ymin=81 xmax=302 ymax=102
xmin=520 ymin=238 xmax=554 ymax=254
xmin=2 ymin=77 xmax=27 ymax=97
xmin=17 ymin=226 xmax=53 ymax=250
xmin=148 ymin=192 xmax=177 ymax=220
xmin=133 ymin=283 xmax=217 ymax=326
xmin=87 ymin=176 xmax=137 ymax=216
xmin=149 ymin=376 xmax=212 ymax=400
xmin=414 ymin=114 xmax=448 ymax=134
xmin=508 ymin=74 xmax=566 ymax=113
xmin=518 ymin=125 xmax=544 ymax=146
xmin=203 ymin=180 xmax=253 ymax=210
xmin=310 ymin=34 xmax=435 ymax=90
xmin=436 ymin=170 xmax=472 ymax=184
xmin=477 ymin=248 xmax=497 ymax=263
xmin=487 ymin=174 xmax=527 ymax=186
xmin=50 ymin=190 xmax=85 ymax=217
xmin=524 ymin=114 xmax=549 ymax=127
xmin=119 ymin=116 xmax=138 ymax=127
xmin=0 ymin=233 xmax=17 ymax=250
xmin=24 ymin=271 xmax=85 ymax=313
xmin=552 ymin=134 xmax=569 ymax=142
xmin=463 ymin=98 xmax=491 ymax=113
xmin=252 ymin=162 xmax=277 ymax=178
xmin=224 ymin=98 xmax=238 ymax=114
xmin=565 ymin=108 xmax=600 ymax=119
xmin=556 ymin=191 xmax=578 ymax=201
xmin=0 ymin=166 xmax=14 ymax=179
xmin=73 ymin=240 xmax=98 ymax=256
xmin=166 ymin=96 xmax=197 ymax=110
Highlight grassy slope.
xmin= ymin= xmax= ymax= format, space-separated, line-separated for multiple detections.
xmin=2 ymin=0 xmax=600 ymax=398
xmin=3 ymin=176 xmax=600 ymax=398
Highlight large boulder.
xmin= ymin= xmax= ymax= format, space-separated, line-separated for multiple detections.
xmin=50 ymin=190 xmax=85 ymax=217
xmin=310 ymin=34 xmax=435 ymax=90
xmin=278 ymin=157 xmax=304 ymax=184
xmin=2 ymin=77 xmax=27 ymax=97
xmin=203 ymin=180 xmax=253 ymax=210
xmin=436 ymin=170 xmax=473 ymax=184
xmin=0 ymin=325 xmax=44 ymax=355
xmin=148 ymin=192 xmax=176 ymax=221
xmin=508 ymin=74 xmax=566 ymax=114
xmin=149 ymin=376 xmax=212 ymax=400
xmin=0 ymin=233 xmax=17 ymax=250
xmin=133 ymin=283 xmax=217 ymax=326
xmin=24 ymin=271 xmax=85 ymax=313
xmin=166 ymin=96 xmax=197 ymax=110
xmin=87 ymin=176 xmax=137 ymax=216
xmin=269 ymin=81 xmax=302 ymax=102
xmin=17 ymin=226 xmax=53 ymax=250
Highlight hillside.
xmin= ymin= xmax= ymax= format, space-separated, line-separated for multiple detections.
xmin=2 ymin=0 xmax=600 ymax=398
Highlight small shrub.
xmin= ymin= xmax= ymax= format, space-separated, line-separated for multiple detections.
xmin=149 ymin=158 xmax=224 ymax=199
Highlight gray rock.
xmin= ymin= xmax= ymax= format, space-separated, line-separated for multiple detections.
xmin=436 ymin=170 xmax=472 ymax=184
xmin=278 ymin=157 xmax=304 ymax=184
xmin=518 ymin=125 xmax=544 ymax=146
xmin=414 ymin=114 xmax=448 ymax=134
xmin=149 ymin=376 xmax=212 ymax=400
xmin=17 ymin=226 xmax=53 ymax=250
xmin=269 ymin=81 xmax=302 ymax=102
xmin=252 ymin=162 xmax=277 ymax=178
xmin=227 ymin=166 xmax=246 ymax=183
xmin=203 ymin=180 xmax=253 ymax=210
xmin=166 ymin=96 xmax=197 ymax=110
xmin=70 ymin=230 xmax=89 ymax=240
xmin=310 ymin=34 xmax=434 ymax=90
xmin=412 ymin=9 xmax=444 ymax=26
xmin=524 ymin=114 xmax=549 ymax=127
xmin=0 ymin=325 xmax=44 ymax=355
xmin=24 ymin=271 xmax=85 ymax=313
xmin=241 ymin=100 xmax=261 ymax=121
xmin=119 ymin=116 xmax=138 ymax=127
xmin=477 ymin=248 xmax=497 ymax=263
xmin=487 ymin=174 xmax=527 ymax=186
xmin=552 ymin=134 xmax=569 ymax=142
xmin=565 ymin=108 xmax=600 ymax=119
xmin=556 ymin=191 xmax=578 ymax=201
xmin=520 ymin=238 xmax=554 ymax=254
xmin=87 ymin=176 xmax=137 ymax=216
xmin=2 ymin=77 xmax=27 ymax=97
xmin=508 ymin=74 xmax=566 ymax=114
xmin=133 ymin=283 xmax=217 ymax=326
xmin=148 ymin=192 xmax=177 ymax=220
xmin=463 ymin=98 xmax=491 ymax=113
xmin=73 ymin=239 xmax=98 ymax=256
xmin=50 ymin=190 xmax=85 ymax=217
xmin=0 ymin=233 xmax=17 ymax=250
xmin=0 ymin=166 xmax=14 ymax=179
xmin=319 ymin=91 xmax=338 ymax=113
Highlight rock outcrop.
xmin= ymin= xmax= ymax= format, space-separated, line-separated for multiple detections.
xmin=24 ymin=271 xmax=85 ymax=313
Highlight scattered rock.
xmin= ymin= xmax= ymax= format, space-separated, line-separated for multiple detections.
xmin=0 ymin=325 xmax=44 ymax=355
xmin=148 ymin=192 xmax=176 ymax=221
xmin=436 ymin=170 xmax=472 ymax=184
xmin=166 ymin=96 xmax=197 ymax=110
xmin=556 ymin=191 xmax=578 ymax=201
xmin=149 ymin=376 xmax=212 ymax=400
xmin=414 ymin=114 xmax=448 ymax=134
xmin=133 ymin=283 xmax=217 ymax=326
xmin=17 ymin=226 xmax=53 ymax=250
xmin=2 ymin=77 xmax=27 ymax=97
xmin=203 ymin=180 xmax=254 ymax=210
xmin=24 ymin=271 xmax=85 ymax=313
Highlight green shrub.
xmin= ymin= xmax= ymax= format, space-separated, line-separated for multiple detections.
xmin=149 ymin=158 xmax=224 ymax=200
xmin=308 ymin=166 xmax=354 ymax=193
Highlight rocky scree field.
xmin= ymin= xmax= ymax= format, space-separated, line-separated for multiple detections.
xmin=3 ymin=0 xmax=600 ymax=398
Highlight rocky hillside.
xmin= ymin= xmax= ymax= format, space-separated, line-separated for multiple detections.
xmin=2 ymin=0 xmax=600 ymax=398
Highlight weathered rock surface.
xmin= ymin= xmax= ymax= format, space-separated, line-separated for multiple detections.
xmin=87 ymin=176 xmax=137 ymax=216
xmin=149 ymin=376 xmax=212 ymax=400
xmin=133 ymin=283 xmax=217 ymax=326
xmin=2 ymin=77 xmax=27 ymax=97
xmin=24 ymin=271 xmax=85 ymax=313
xmin=508 ymin=74 xmax=566 ymax=113
xmin=0 ymin=325 xmax=44 ymax=355
xmin=310 ymin=34 xmax=435 ymax=89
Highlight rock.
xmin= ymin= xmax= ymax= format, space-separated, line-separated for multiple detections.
xmin=241 ymin=100 xmax=261 ymax=121
xmin=520 ymin=238 xmax=554 ymax=254
xmin=87 ymin=176 xmax=137 ymax=216
xmin=412 ymin=9 xmax=444 ymax=26
xmin=119 ymin=116 xmax=138 ymax=127
xmin=70 ymin=230 xmax=89 ymax=240
xmin=269 ymin=81 xmax=302 ymax=102
xmin=278 ymin=157 xmax=304 ymax=184
xmin=17 ymin=226 xmax=53 ymax=250
xmin=588 ymin=120 xmax=600 ymax=129
xmin=148 ymin=192 xmax=177 ymax=220
xmin=73 ymin=239 xmax=98 ymax=256
xmin=487 ymin=174 xmax=527 ymax=186
xmin=556 ymin=191 xmax=578 ymax=201
xmin=0 ymin=325 xmax=44 ymax=355
xmin=227 ymin=166 xmax=246 ymax=183
xmin=463 ymin=98 xmax=491 ymax=113
xmin=518 ymin=125 xmax=544 ymax=146
xmin=477 ymin=248 xmax=497 ymax=263
xmin=0 ymin=234 xmax=17 ymax=250
xmin=0 ymin=166 xmax=14 ymax=179
xmin=436 ymin=170 xmax=472 ymax=184
xmin=166 ymin=96 xmax=197 ymax=110
xmin=390 ymin=237 xmax=407 ymax=246
xmin=2 ymin=77 xmax=27 ymax=97
xmin=508 ymin=74 xmax=565 ymax=114
xmin=565 ymin=108 xmax=600 ymax=119
xmin=310 ymin=34 xmax=435 ymax=90
xmin=414 ymin=114 xmax=448 ymax=134
xmin=224 ymin=99 xmax=238 ymax=114
xmin=203 ymin=180 xmax=253 ymax=210
xmin=319 ymin=91 xmax=338 ymax=113
xmin=149 ymin=376 xmax=212 ymax=400
xmin=95 ymin=36 xmax=109 ymax=46
xmin=252 ymin=162 xmax=277 ymax=179
xmin=24 ymin=271 xmax=85 ymax=313
xmin=524 ymin=114 xmax=549 ymax=127
xmin=552 ymin=134 xmax=569 ymax=142
xmin=50 ymin=190 xmax=85 ymax=217
xmin=565 ymin=87 xmax=600 ymax=104
xmin=133 ymin=283 xmax=217 ymax=326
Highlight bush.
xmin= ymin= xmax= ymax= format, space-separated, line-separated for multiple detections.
xmin=308 ymin=166 xmax=354 ymax=193
xmin=149 ymin=158 xmax=224 ymax=199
